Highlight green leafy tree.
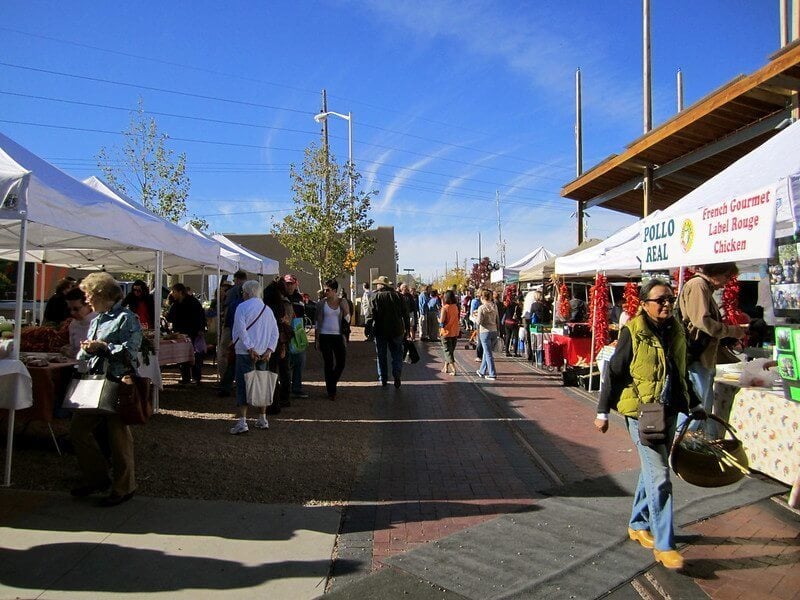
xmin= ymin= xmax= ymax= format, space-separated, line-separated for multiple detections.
xmin=97 ymin=98 xmax=201 ymax=227
xmin=273 ymin=142 xmax=376 ymax=288
xmin=435 ymin=266 xmax=468 ymax=292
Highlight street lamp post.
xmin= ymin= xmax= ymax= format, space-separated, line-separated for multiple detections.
xmin=314 ymin=110 xmax=355 ymax=301
xmin=403 ymin=268 xmax=415 ymax=286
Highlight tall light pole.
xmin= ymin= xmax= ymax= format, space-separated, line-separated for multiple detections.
xmin=314 ymin=110 xmax=355 ymax=301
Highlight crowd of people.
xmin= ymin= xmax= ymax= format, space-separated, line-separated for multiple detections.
xmin=41 ymin=263 xmax=747 ymax=573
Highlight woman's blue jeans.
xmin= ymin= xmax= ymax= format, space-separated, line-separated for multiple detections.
xmin=374 ymin=335 xmax=403 ymax=382
xmin=478 ymin=330 xmax=497 ymax=377
xmin=687 ymin=361 xmax=719 ymax=437
xmin=625 ymin=414 xmax=678 ymax=551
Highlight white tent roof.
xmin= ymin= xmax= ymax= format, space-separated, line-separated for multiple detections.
xmin=212 ymin=233 xmax=279 ymax=276
xmin=518 ymin=239 xmax=602 ymax=281
xmin=556 ymin=119 xmax=800 ymax=275
xmin=555 ymin=212 xmax=661 ymax=277
xmin=0 ymin=136 xmax=223 ymax=276
xmin=506 ymin=246 xmax=556 ymax=272
xmin=181 ymin=223 xmax=240 ymax=274
xmin=79 ymin=176 xmax=224 ymax=274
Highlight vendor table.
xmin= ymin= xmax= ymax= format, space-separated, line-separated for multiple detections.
xmin=550 ymin=333 xmax=592 ymax=366
xmin=729 ymin=388 xmax=800 ymax=496
xmin=157 ymin=338 xmax=194 ymax=366
xmin=16 ymin=361 xmax=78 ymax=423
xmin=0 ymin=359 xmax=33 ymax=411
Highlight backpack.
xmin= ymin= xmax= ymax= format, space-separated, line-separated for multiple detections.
xmin=289 ymin=317 xmax=308 ymax=354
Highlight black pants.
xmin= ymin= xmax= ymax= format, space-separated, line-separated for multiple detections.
xmin=269 ymin=350 xmax=290 ymax=406
xmin=504 ymin=324 xmax=519 ymax=355
xmin=319 ymin=334 xmax=347 ymax=397
xmin=180 ymin=353 xmax=203 ymax=383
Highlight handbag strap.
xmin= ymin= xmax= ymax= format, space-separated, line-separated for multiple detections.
xmin=231 ymin=303 xmax=268 ymax=348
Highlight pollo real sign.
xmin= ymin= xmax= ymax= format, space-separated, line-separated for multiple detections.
xmin=640 ymin=185 xmax=778 ymax=270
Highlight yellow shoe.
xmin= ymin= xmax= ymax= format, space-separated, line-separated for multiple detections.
xmin=627 ymin=527 xmax=655 ymax=549
xmin=653 ymin=549 xmax=684 ymax=570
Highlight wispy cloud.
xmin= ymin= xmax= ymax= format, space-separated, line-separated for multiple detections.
xmin=380 ymin=146 xmax=451 ymax=210
xmin=350 ymin=0 xmax=640 ymax=125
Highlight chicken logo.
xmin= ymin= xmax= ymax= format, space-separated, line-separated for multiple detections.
xmin=680 ymin=219 xmax=694 ymax=253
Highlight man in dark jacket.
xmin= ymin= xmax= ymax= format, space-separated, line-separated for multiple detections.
xmin=167 ymin=283 xmax=207 ymax=385
xmin=368 ymin=276 xmax=409 ymax=388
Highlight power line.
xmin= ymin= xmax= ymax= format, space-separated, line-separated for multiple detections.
xmin=0 ymin=89 xmax=571 ymax=182
xmin=4 ymin=119 xmax=565 ymax=195
xmin=0 ymin=27 xmax=502 ymax=138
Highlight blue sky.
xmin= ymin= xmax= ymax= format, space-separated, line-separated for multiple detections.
xmin=0 ymin=1 xmax=779 ymax=281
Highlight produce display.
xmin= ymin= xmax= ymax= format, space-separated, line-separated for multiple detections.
xmin=558 ymin=281 xmax=571 ymax=321
xmin=20 ymin=322 xmax=70 ymax=353
xmin=622 ymin=281 xmax=640 ymax=320
xmin=588 ymin=273 xmax=609 ymax=357
xmin=721 ymin=274 xmax=749 ymax=346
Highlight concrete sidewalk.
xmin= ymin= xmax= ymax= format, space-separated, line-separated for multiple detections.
xmin=0 ymin=489 xmax=342 ymax=599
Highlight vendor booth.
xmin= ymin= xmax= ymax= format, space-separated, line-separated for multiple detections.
xmin=560 ymin=119 xmax=800 ymax=505
xmin=0 ymin=132 xmax=233 ymax=485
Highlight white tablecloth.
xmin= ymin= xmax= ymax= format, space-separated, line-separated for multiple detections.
xmin=0 ymin=359 xmax=33 ymax=410
xmin=136 ymin=352 xmax=163 ymax=390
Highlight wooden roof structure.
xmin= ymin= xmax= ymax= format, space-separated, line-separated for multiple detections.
xmin=561 ymin=41 xmax=800 ymax=217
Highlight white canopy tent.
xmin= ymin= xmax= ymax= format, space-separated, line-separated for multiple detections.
xmin=0 ymin=133 xmax=226 ymax=485
xmin=212 ymin=233 xmax=279 ymax=276
xmin=555 ymin=213 xmax=662 ymax=277
xmin=518 ymin=239 xmax=602 ymax=282
xmin=557 ymin=119 xmax=800 ymax=275
xmin=492 ymin=246 xmax=556 ymax=283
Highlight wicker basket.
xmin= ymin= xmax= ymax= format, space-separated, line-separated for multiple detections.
xmin=669 ymin=414 xmax=749 ymax=488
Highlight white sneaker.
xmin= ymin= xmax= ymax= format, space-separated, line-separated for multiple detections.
xmin=230 ymin=421 xmax=249 ymax=435
xmin=255 ymin=417 xmax=269 ymax=429
xmin=476 ymin=370 xmax=484 ymax=378
xmin=486 ymin=375 xmax=497 ymax=381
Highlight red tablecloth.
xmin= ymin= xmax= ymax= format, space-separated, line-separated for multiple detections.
xmin=550 ymin=334 xmax=592 ymax=366
xmin=0 ymin=361 xmax=77 ymax=423
xmin=157 ymin=338 xmax=194 ymax=366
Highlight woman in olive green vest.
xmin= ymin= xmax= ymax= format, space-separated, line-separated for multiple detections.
xmin=594 ymin=279 xmax=706 ymax=570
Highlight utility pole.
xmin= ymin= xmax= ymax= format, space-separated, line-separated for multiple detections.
xmin=495 ymin=190 xmax=506 ymax=265
xmin=643 ymin=0 xmax=652 ymax=134
xmin=575 ymin=67 xmax=584 ymax=244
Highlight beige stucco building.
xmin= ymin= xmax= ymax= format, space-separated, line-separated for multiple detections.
xmin=226 ymin=226 xmax=397 ymax=298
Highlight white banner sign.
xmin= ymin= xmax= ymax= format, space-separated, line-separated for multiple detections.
xmin=641 ymin=184 xmax=778 ymax=270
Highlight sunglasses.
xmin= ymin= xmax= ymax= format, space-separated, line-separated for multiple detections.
xmin=644 ymin=296 xmax=676 ymax=306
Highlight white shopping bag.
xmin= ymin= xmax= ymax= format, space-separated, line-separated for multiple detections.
xmin=244 ymin=369 xmax=277 ymax=407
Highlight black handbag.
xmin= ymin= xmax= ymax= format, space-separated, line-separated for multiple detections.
xmin=638 ymin=402 xmax=667 ymax=446
xmin=403 ymin=340 xmax=420 ymax=364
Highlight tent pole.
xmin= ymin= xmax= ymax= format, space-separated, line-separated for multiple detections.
xmin=588 ymin=272 xmax=598 ymax=393
xmin=216 ymin=265 xmax=222 ymax=383
xmin=31 ymin=259 xmax=38 ymax=325
xmin=4 ymin=210 xmax=28 ymax=487
xmin=677 ymin=266 xmax=685 ymax=294
xmin=153 ymin=251 xmax=163 ymax=412
xmin=38 ymin=260 xmax=47 ymax=324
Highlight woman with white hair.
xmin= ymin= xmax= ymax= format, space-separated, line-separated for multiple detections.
xmin=230 ymin=280 xmax=279 ymax=435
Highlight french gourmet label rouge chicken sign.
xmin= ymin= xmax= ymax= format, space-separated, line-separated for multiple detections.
xmin=641 ymin=185 xmax=778 ymax=270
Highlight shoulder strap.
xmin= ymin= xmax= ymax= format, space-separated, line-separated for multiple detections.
xmin=232 ymin=303 xmax=268 ymax=347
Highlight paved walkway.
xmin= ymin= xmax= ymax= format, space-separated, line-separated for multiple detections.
xmin=330 ymin=337 xmax=800 ymax=599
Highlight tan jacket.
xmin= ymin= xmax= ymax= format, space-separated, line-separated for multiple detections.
xmin=677 ymin=274 xmax=744 ymax=369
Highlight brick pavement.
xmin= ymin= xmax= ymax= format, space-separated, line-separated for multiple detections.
xmin=331 ymin=336 xmax=800 ymax=599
